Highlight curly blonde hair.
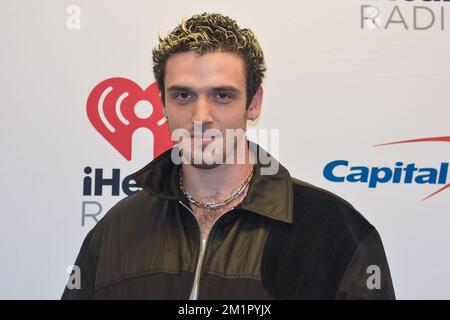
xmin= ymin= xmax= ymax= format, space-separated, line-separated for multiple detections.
xmin=152 ymin=12 xmax=266 ymax=107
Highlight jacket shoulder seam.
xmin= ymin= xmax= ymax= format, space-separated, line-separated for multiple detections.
xmin=291 ymin=177 xmax=357 ymax=211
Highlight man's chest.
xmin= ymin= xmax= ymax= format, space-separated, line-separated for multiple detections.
xmin=191 ymin=207 xmax=232 ymax=239
xmin=188 ymin=185 xmax=250 ymax=238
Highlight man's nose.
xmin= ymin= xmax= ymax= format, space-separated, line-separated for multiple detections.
xmin=192 ymin=95 xmax=213 ymax=124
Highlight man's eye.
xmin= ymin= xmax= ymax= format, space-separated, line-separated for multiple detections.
xmin=175 ymin=92 xmax=192 ymax=101
xmin=215 ymin=93 xmax=231 ymax=102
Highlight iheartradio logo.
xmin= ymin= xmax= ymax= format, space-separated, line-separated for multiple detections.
xmin=86 ymin=77 xmax=173 ymax=161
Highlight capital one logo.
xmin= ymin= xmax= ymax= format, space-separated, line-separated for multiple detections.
xmin=323 ymin=135 xmax=450 ymax=200
xmin=86 ymin=77 xmax=173 ymax=161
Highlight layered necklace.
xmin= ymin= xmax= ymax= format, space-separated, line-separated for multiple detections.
xmin=179 ymin=153 xmax=256 ymax=211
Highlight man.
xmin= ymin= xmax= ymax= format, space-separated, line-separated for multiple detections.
xmin=62 ymin=12 xmax=395 ymax=299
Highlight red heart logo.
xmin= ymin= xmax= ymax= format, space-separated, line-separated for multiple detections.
xmin=86 ymin=77 xmax=173 ymax=161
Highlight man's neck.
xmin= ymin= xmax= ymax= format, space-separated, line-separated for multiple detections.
xmin=181 ymin=142 xmax=253 ymax=203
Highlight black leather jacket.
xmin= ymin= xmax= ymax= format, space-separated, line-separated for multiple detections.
xmin=62 ymin=143 xmax=395 ymax=299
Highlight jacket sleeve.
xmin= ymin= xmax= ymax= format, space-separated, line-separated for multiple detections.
xmin=336 ymin=228 xmax=396 ymax=300
xmin=61 ymin=224 xmax=102 ymax=300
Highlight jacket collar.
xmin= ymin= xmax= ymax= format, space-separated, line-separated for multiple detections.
xmin=131 ymin=141 xmax=293 ymax=224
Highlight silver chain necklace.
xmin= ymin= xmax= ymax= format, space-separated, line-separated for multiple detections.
xmin=179 ymin=155 xmax=256 ymax=211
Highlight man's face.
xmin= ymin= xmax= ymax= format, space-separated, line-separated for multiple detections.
xmin=163 ymin=51 xmax=260 ymax=168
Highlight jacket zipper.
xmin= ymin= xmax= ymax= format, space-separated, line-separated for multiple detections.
xmin=178 ymin=200 xmax=235 ymax=300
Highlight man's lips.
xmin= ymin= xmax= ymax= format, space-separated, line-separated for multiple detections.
xmin=191 ymin=135 xmax=216 ymax=144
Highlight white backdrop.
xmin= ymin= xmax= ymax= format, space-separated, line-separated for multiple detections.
xmin=1 ymin=0 xmax=449 ymax=299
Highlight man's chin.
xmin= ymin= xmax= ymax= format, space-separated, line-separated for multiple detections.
xmin=182 ymin=152 xmax=227 ymax=169
xmin=180 ymin=144 xmax=244 ymax=168
xmin=180 ymin=147 xmax=224 ymax=166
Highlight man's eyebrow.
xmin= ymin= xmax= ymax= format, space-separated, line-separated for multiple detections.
xmin=166 ymin=85 xmax=241 ymax=94
xmin=212 ymin=86 xmax=241 ymax=94
xmin=166 ymin=85 xmax=191 ymax=92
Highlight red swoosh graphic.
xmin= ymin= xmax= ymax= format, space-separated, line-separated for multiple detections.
xmin=374 ymin=136 xmax=450 ymax=200
xmin=422 ymin=184 xmax=450 ymax=201
xmin=374 ymin=136 xmax=450 ymax=147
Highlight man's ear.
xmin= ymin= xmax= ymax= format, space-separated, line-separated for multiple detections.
xmin=247 ymin=85 xmax=263 ymax=121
